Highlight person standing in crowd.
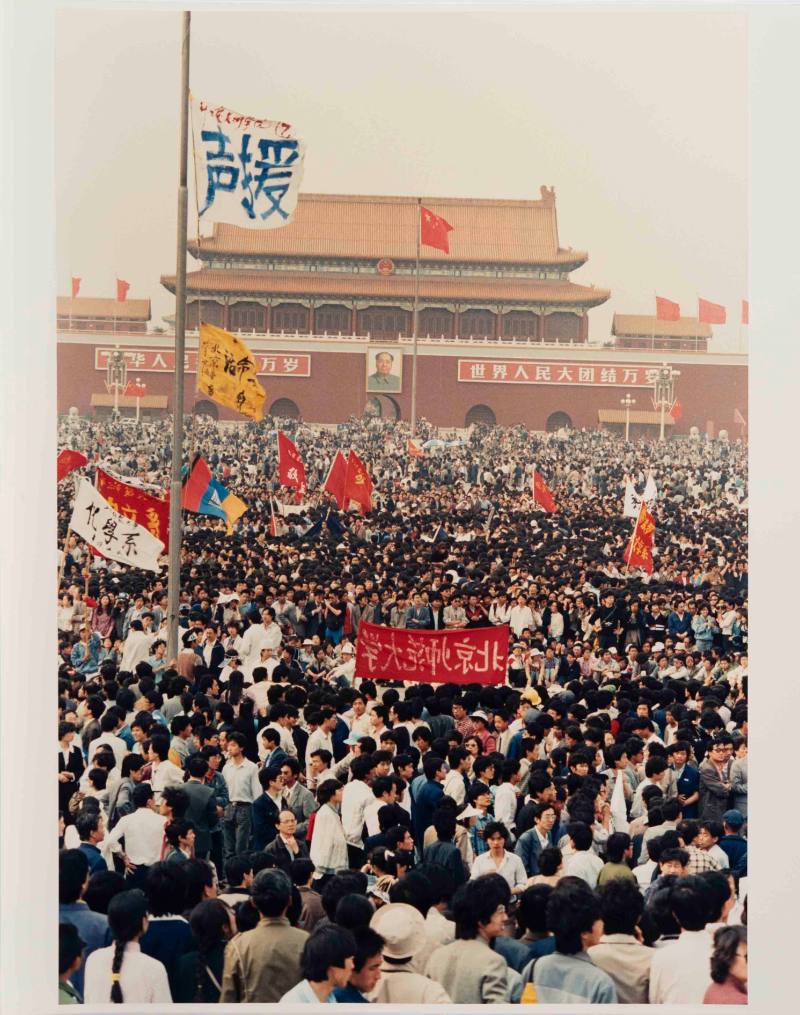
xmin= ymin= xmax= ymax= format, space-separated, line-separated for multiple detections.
xmin=59 ymin=924 xmax=85 ymax=1005
xmin=58 ymin=850 xmax=112 ymax=998
xmin=704 ymin=926 xmax=747 ymax=1005
xmin=280 ymin=925 xmax=357 ymax=1002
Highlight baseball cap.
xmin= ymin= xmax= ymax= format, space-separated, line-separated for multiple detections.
xmin=722 ymin=809 xmax=745 ymax=828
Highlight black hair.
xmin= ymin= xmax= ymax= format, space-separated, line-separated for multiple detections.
xmin=699 ymin=870 xmax=734 ymax=924
xmin=162 ymin=786 xmax=189 ymax=818
xmin=414 ymin=862 xmax=456 ymax=906
xmin=188 ymin=898 xmax=232 ymax=1001
xmin=322 ymin=873 xmax=369 ymax=919
xmin=59 ymin=849 xmax=90 ymax=905
xmin=107 ymin=889 xmax=149 ymax=1002
xmin=132 ymin=783 xmax=154 ymax=808
xmin=567 ymin=821 xmax=593 ymax=852
xmin=604 ymin=832 xmax=631 ymax=864
xmin=351 ymin=926 xmax=385 ymax=972
xmin=290 ymin=857 xmax=316 ymax=887
xmin=251 ymin=868 xmax=293 ymax=917
xmin=334 ymin=893 xmax=375 ymax=931
xmin=598 ymin=877 xmax=643 ymax=935
xmin=317 ymin=779 xmax=343 ymax=805
xmin=452 ymin=874 xmax=508 ymax=940
xmin=120 ymin=754 xmax=145 ymax=778
xmin=710 ymin=925 xmax=747 ymax=984
xmin=84 ymin=870 xmax=126 ymax=915
xmin=669 ymin=875 xmax=711 ymax=931
xmin=538 ymin=847 xmax=563 ymax=877
xmin=388 ymin=870 xmax=434 ymax=916
xmin=433 ymin=809 xmax=457 ymax=842
xmin=144 ymin=862 xmax=187 ymax=917
xmin=301 ymin=924 xmax=357 ymax=982
xmin=482 ymin=820 xmax=510 ymax=844
xmin=59 ymin=921 xmax=85 ymax=975
xmin=517 ymin=884 xmax=553 ymax=936
xmin=546 ymin=879 xmax=602 ymax=954
xmin=75 ymin=809 xmax=102 ymax=842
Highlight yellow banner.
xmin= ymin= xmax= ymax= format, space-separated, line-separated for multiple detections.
xmin=197 ymin=322 xmax=266 ymax=421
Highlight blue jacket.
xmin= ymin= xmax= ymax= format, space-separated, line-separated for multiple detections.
xmin=78 ymin=842 xmax=107 ymax=876
xmin=667 ymin=611 xmax=692 ymax=637
xmin=252 ymin=792 xmax=282 ymax=850
xmin=514 ymin=827 xmax=552 ymax=877
xmin=412 ymin=779 xmax=444 ymax=845
xmin=58 ymin=902 xmax=112 ymax=996
xmin=719 ymin=834 xmax=747 ymax=877
xmin=140 ymin=917 xmax=195 ymax=997
xmin=673 ymin=763 xmax=700 ymax=820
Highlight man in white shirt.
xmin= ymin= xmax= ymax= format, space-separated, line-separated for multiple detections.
xmin=509 ymin=595 xmax=535 ymax=638
xmin=238 ymin=607 xmax=282 ymax=676
xmin=148 ymin=735 xmax=184 ymax=804
xmin=340 ymin=755 xmax=376 ymax=864
xmin=649 ymin=876 xmax=715 ymax=1003
xmin=87 ymin=712 xmax=129 ymax=770
xmin=363 ymin=775 xmax=398 ymax=838
xmin=443 ymin=748 xmax=471 ymax=806
xmin=494 ymin=761 xmax=522 ymax=835
xmin=304 ymin=708 xmax=337 ymax=783
xmin=562 ymin=823 xmax=604 ymax=888
xmin=120 ymin=620 xmax=154 ymax=674
xmin=328 ymin=645 xmax=356 ymax=687
xmin=343 ymin=695 xmax=371 ymax=737
xmin=104 ymin=783 xmax=166 ymax=879
xmin=221 ymin=733 xmax=262 ymax=861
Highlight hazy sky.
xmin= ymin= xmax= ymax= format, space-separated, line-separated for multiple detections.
xmin=55 ymin=5 xmax=748 ymax=350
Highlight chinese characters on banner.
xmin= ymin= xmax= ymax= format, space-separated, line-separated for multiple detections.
xmin=94 ymin=348 xmax=310 ymax=377
xmin=95 ymin=469 xmax=170 ymax=552
xmin=197 ymin=323 xmax=266 ymax=421
xmin=458 ymin=360 xmax=667 ymax=388
xmin=625 ymin=501 xmax=656 ymax=574
xmin=192 ymin=98 xmax=305 ymax=228
xmin=355 ymin=621 xmax=509 ymax=685
xmin=69 ymin=479 xmax=165 ymax=573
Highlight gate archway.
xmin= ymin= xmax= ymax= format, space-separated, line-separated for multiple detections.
xmin=546 ymin=411 xmax=573 ymax=432
xmin=465 ymin=404 xmax=497 ymax=427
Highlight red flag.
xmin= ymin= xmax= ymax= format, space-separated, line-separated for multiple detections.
xmin=96 ymin=468 xmax=170 ymax=551
xmin=323 ymin=450 xmax=348 ymax=509
xmin=116 ymin=278 xmax=130 ymax=302
xmin=420 ymin=206 xmax=454 ymax=254
xmin=344 ymin=450 xmax=373 ymax=513
xmin=277 ymin=432 xmax=306 ymax=493
xmin=71 ymin=276 xmax=81 ymax=298
xmin=57 ymin=449 xmax=88 ymax=482
xmin=181 ymin=455 xmax=213 ymax=512
xmin=698 ymin=298 xmax=726 ymax=325
xmin=125 ymin=380 xmax=146 ymax=398
xmin=407 ymin=438 xmax=424 ymax=459
xmin=655 ymin=296 xmax=680 ymax=321
xmin=669 ymin=399 xmax=683 ymax=422
xmin=532 ymin=469 xmax=556 ymax=513
xmin=625 ymin=502 xmax=655 ymax=573
xmin=741 ymin=299 xmax=749 ymax=325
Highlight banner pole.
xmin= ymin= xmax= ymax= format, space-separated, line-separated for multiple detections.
xmin=410 ymin=198 xmax=421 ymax=438
xmin=167 ymin=9 xmax=191 ymax=661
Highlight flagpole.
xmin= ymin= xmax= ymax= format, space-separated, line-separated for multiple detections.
xmin=410 ymin=197 xmax=421 ymax=439
xmin=167 ymin=10 xmax=191 ymax=661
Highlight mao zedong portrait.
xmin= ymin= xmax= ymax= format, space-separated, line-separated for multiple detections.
xmin=367 ymin=351 xmax=402 ymax=392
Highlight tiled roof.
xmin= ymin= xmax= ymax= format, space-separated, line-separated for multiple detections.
xmin=599 ymin=409 xmax=674 ymax=425
xmin=161 ymin=269 xmax=610 ymax=307
xmin=187 ymin=190 xmax=588 ymax=267
xmin=612 ymin=314 xmax=712 ymax=338
xmin=57 ymin=297 xmax=151 ymax=320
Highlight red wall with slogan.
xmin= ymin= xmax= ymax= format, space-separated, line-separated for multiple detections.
xmin=57 ymin=340 xmax=747 ymax=435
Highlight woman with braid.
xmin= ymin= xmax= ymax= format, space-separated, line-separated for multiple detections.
xmin=83 ymin=889 xmax=171 ymax=1003
xmin=173 ymin=899 xmax=236 ymax=1003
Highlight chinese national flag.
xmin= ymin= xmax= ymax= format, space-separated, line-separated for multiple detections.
xmin=343 ymin=450 xmax=373 ymax=513
xmin=741 ymin=299 xmax=749 ymax=325
xmin=698 ymin=298 xmax=726 ymax=325
xmin=655 ymin=296 xmax=680 ymax=321
xmin=669 ymin=399 xmax=683 ymax=422
xmin=277 ymin=432 xmax=306 ymax=493
xmin=532 ymin=470 xmax=556 ymax=513
xmin=71 ymin=276 xmax=81 ymax=298
xmin=420 ymin=206 xmax=454 ymax=254
xmin=57 ymin=449 xmax=89 ymax=482
xmin=125 ymin=381 xmax=146 ymax=398
xmin=407 ymin=438 xmax=424 ymax=459
xmin=323 ymin=450 xmax=349 ymax=509
xmin=116 ymin=278 xmax=130 ymax=302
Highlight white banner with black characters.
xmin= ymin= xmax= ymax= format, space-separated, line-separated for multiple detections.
xmin=69 ymin=479 xmax=165 ymax=572
xmin=192 ymin=97 xmax=305 ymax=229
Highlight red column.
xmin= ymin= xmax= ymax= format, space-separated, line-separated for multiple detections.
xmin=537 ymin=312 xmax=545 ymax=341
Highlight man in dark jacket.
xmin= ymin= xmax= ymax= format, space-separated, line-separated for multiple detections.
xmin=252 ymin=765 xmax=286 ymax=850
xmin=411 ymin=755 xmax=445 ymax=846
xmin=182 ymin=755 xmax=220 ymax=859
xmin=719 ymin=810 xmax=748 ymax=877
xmin=263 ymin=810 xmax=311 ymax=873
xmin=423 ymin=810 xmax=468 ymax=887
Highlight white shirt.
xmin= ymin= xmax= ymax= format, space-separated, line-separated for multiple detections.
xmin=120 ymin=630 xmax=155 ymax=673
xmin=510 ymin=605 xmax=535 ymax=637
xmin=443 ymin=768 xmax=467 ymax=806
xmin=563 ymin=849 xmax=604 ymax=888
xmin=364 ymin=796 xmax=391 ymax=837
xmin=222 ymin=756 xmax=262 ymax=804
xmin=305 ymin=728 xmax=334 ymax=780
xmin=239 ymin=622 xmax=282 ymax=675
xmin=341 ymin=779 xmax=374 ymax=847
xmin=87 ymin=731 xmax=128 ymax=770
xmin=150 ymin=759 xmax=184 ymax=803
xmin=648 ymin=929 xmax=713 ymax=1004
xmin=470 ymin=850 xmax=528 ymax=892
xmin=83 ymin=941 xmax=171 ymax=1004
xmin=105 ymin=807 xmax=166 ymax=865
xmin=264 ymin=721 xmax=297 ymax=758
xmin=494 ymin=783 xmax=519 ymax=831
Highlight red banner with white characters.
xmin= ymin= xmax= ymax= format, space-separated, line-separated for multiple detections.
xmin=95 ymin=347 xmax=310 ymax=377
xmin=95 ymin=469 xmax=170 ymax=551
xmin=458 ymin=359 xmax=665 ymax=387
xmin=355 ymin=621 xmax=509 ymax=685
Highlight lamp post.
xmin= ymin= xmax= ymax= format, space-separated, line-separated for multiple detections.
xmin=653 ymin=363 xmax=681 ymax=441
xmin=135 ymin=377 xmax=143 ymax=423
xmin=620 ymin=392 xmax=636 ymax=442
xmin=106 ymin=346 xmax=127 ymax=421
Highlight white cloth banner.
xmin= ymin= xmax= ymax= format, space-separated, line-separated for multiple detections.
xmin=192 ymin=97 xmax=305 ymax=229
xmin=623 ymin=473 xmax=658 ymax=518
xmin=69 ymin=479 xmax=165 ymax=572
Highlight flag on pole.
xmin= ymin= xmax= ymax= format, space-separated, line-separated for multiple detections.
xmin=698 ymin=298 xmax=726 ymax=324
xmin=625 ymin=501 xmax=655 ymax=574
xmin=182 ymin=455 xmax=247 ymax=533
xmin=741 ymin=299 xmax=749 ymax=325
xmin=407 ymin=438 xmax=424 ymax=459
xmin=344 ymin=450 xmax=373 ymax=513
xmin=655 ymin=296 xmax=680 ymax=321
xmin=420 ymin=206 xmax=454 ymax=254
xmin=643 ymin=473 xmax=658 ymax=504
xmin=623 ymin=477 xmax=640 ymax=519
xmin=323 ymin=450 xmax=349 ymax=509
xmin=71 ymin=276 xmax=81 ymax=298
xmin=125 ymin=380 xmax=147 ymax=398
xmin=96 ymin=468 xmax=170 ymax=551
xmin=57 ymin=449 xmax=88 ymax=482
xmin=191 ymin=97 xmax=306 ymax=229
xmin=610 ymin=769 xmax=629 ymax=833
xmin=669 ymin=399 xmax=683 ymax=422
xmin=277 ymin=432 xmax=306 ymax=493
xmin=197 ymin=322 xmax=266 ymax=422
xmin=116 ymin=278 xmax=130 ymax=302
xmin=70 ymin=478 xmax=165 ymax=572
xmin=531 ymin=467 xmax=556 ymax=513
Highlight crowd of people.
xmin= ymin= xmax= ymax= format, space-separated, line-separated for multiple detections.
xmin=57 ymin=413 xmax=748 ymax=1004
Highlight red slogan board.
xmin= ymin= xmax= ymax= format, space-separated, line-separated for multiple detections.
xmin=95 ymin=348 xmax=310 ymax=377
xmin=458 ymin=359 xmax=667 ymax=387
xmin=355 ymin=621 xmax=509 ymax=685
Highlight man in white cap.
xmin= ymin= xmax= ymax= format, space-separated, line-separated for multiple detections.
xmin=328 ymin=644 xmax=356 ymax=687
xmin=368 ymin=904 xmax=451 ymax=1004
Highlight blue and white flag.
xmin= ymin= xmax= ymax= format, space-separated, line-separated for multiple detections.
xmin=192 ymin=97 xmax=306 ymax=229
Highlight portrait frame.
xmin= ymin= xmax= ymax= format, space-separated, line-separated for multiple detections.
xmin=365 ymin=346 xmax=403 ymax=394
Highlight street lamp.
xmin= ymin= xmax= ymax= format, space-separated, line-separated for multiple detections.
xmin=620 ymin=392 xmax=636 ymax=442
xmin=106 ymin=346 xmax=127 ymax=420
xmin=653 ymin=363 xmax=681 ymax=441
